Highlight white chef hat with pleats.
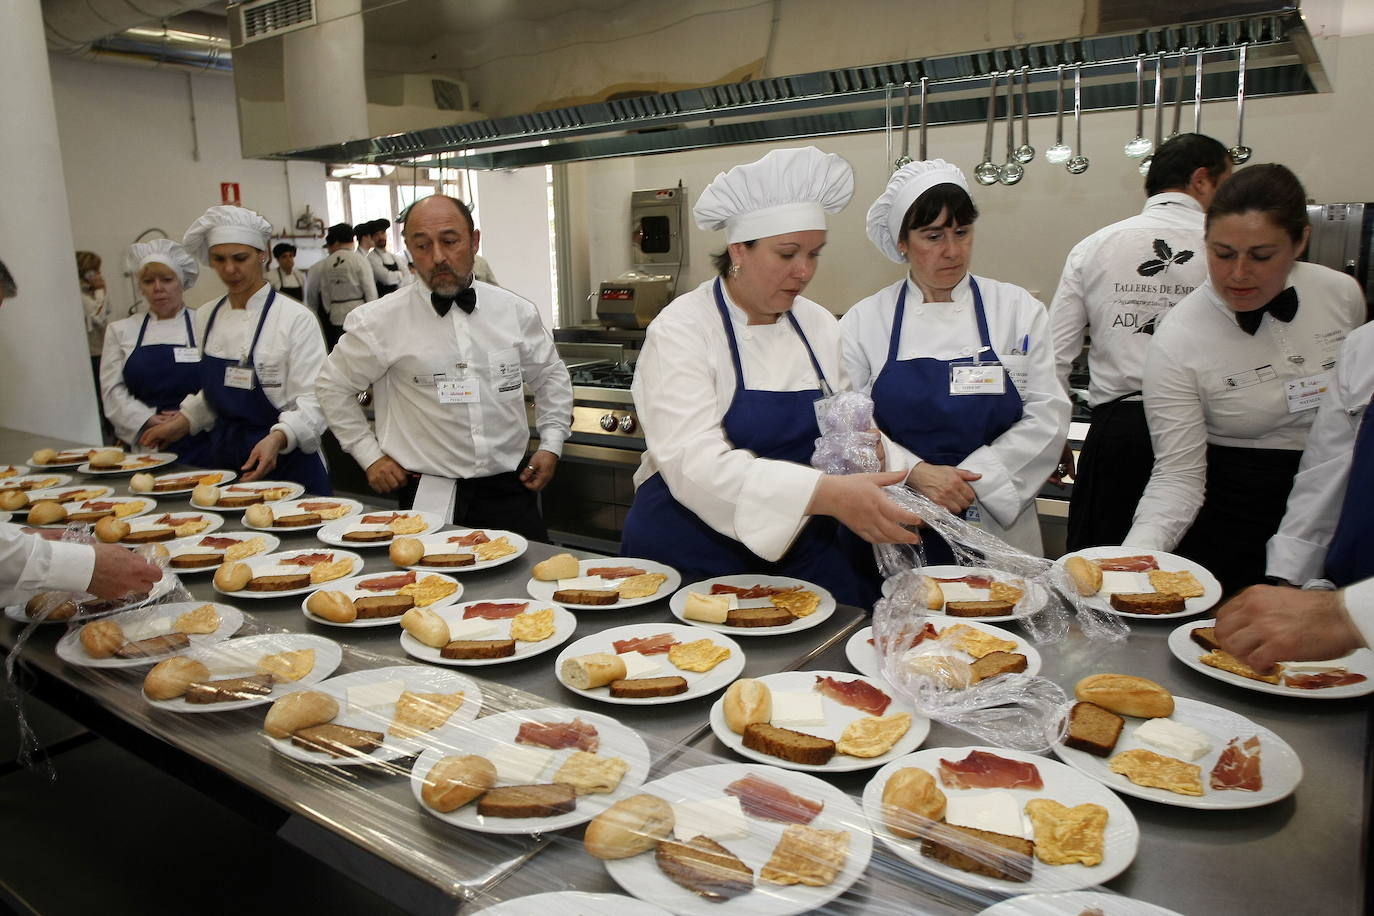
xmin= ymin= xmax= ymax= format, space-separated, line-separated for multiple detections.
xmin=694 ymin=147 xmax=854 ymax=243
xmin=125 ymin=238 xmax=200 ymax=290
xmin=182 ymin=205 xmax=273 ymax=264
xmin=866 ymin=159 xmax=970 ymax=263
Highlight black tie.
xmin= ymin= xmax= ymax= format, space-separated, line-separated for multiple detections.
xmin=1236 ymin=286 xmax=1298 ymax=335
xmin=431 ymin=286 xmax=476 ymax=317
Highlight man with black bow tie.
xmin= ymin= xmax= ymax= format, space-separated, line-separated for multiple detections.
xmin=314 ymin=195 xmax=572 ymax=539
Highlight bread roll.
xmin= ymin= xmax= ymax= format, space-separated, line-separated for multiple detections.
xmin=722 ymin=678 xmax=771 ymax=734
xmin=400 ymin=607 xmax=450 ymax=648
xmin=532 ymin=552 xmax=579 ymax=581
xmin=883 ymin=767 xmax=946 ymax=838
xmin=143 ymin=656 xmax=210 ymax=700
xmin=0 ymin=490 xmax=28 ymax=511
xmin=263 ymin=690 xmax=339 ymax=738
xmin=422 ymin=755 xmax=497 ymax=812
xmin=142 ymin=543 xmax=171 ymax=563
xmin=389 ymin=537 xmax=425 ymax=567
xmin=90 ymin=447 xmax=124 ymax=466
xmin=244 ymin=504 xmax=274 ymax=527
xmin=683 ymin=592 xmax=729 ymax=624
xmin=306 ymin=590 xmax=356 ymax=624
xmin=26 ymin=593 xmax=77 ymax=621
xmin=80 ymin=619 xmax=126 ymax=658
xmin=129 ymin=473 xmax=156 ymax=493
xmin=190 ymin=483 xmax=219 ymax=507
xmin=27 ymin=500 xmax=67 ymax=525
xmin=584 ymin=794 xmax=675 ymax=859
xmin=921 ymin=575 xmax=945 ymax=611
xmin=94 ymin=516 xmax=130 ymax=543
xmin=214 ymin=561 xmax=252 ymax=592
xmin=1065 ymin=556 xmax=1103 ymax=596
xmin=1075 ymin=673 xmax=1174 ymax=718
xmin=31 ymin=448 xmax=57 ymax=465
xmin=560 ymin=652 xmax=627 ymax=690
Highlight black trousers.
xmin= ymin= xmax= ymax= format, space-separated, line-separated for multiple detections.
xmin=1067 ymin=399 xmax=1154 ymax=551
xmin=397 ymin=469 xmax=548 ymax=542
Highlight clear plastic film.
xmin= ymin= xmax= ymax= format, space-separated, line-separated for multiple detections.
xmin=811 ymin=391 xmax=882 ymax=475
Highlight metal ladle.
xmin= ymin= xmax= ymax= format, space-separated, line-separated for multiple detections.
xmin=1230 ymin=43 xmax=1253 ymax=163
xmin=1067 ymin=63 xmax=1090 ymax=174
xmin=1014 ymin=67 xmax=1035 ymax=163
xmin=918 ymin=76 xmax=929 ymax=160
xmin=1045 ymin=64 xmax=1071 ymax=163
xmin=975 ymin=71 xmax=1001 ymax=185
xmin=1139 ymin=52 xmax=1165 ymax=176
xmin=1001 ymin=71 xmax=1025 ymax=184
xmin=894 ymin=81 xmax=913 ymax=169
xmin=1193 ymin=49 xmax=1205 ymax=134
xmin=1169 ymin=50 xmax=1186 ymax=139
xmin=1124 ymin=56 xmax=1153 ymax=158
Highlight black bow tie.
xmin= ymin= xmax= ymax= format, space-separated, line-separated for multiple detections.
xmin=1236 ymin=286 xmax=1299 ymax=335
xmin=431 ymin=286 xmax=476 ymax=317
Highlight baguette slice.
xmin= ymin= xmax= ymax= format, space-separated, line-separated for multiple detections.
xmin=440 ymin=639 xmax=517 ymax=660
xmin=742 ymin=723 xmax=836 ymax=766
xmin=1062 ymin=701 xmax=1125 ymax=757
xmin=725 ymin=606 xmax=795 ymax=628
xmin=609 ymin=676 xmax=688 ymax=698
xmin=920 ymin=823 xmax=1034 ymax=882
xmin=1109 ymin=592 xmax=1186 ymax=614
xmin=477 ymin=783 xmax=577 ymax=818
xmin=945 ymin=600 xmax=1016 ymax=618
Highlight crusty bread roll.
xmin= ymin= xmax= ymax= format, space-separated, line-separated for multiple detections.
xmin=422 ymin=755 xmax=497 ymax=812
xmin=584 ymin=794 xmax=675 ymax=859
xmin=389 ymin=537 xmax=425 ymax=567
xmin=883 ymin=767 xmax=945 ymax=838
xmin=532 ymin=552 xmax=579 ymax=581
xmin=91 ymin=447 xmax=124 ymax=467
xmin=1075 ymin=673 xmax=1174 ymax=718
xmin=27 ymin=500 xmax=67 ymax=525
xmin=143 ymin=656 xmax=210 ymax=700
xmin=1065 ymin=556 xmax=1103 ymax=596
xmin=683 ymin=592 xmax=729 ymax=624
xmin=400 ymin=607 xmax=450 ymax=648
xmin=31 ymin=448 xmax=57 ymax=465
xmin=560 ymin=652 xmax=627 ymax=690
xmin=722 ymin=678 xmax=771 ymax=734
xmin=129 ymin=473 xmax=156 ymax=493
xmin=264 ymin=690 xmax=339 ymax=738
xmin=921 ymin=575 xmax=945 ymax=611
xmin=244 ymin=504 xmax=274 ymax=528
xmin=306 ymin=590 xmax=356 ymax=624
xmin=190 ymin=483 xmax=219 ymax=507
xmin=94 ymin=516 xmax=130 ymax=543
xmin=214 ymin=561 xmax=252 ymax=592
xmin=0 ymin=490 xmax=28 ymax=511
xmin=80 ymin=619 xmax=126 ymax=658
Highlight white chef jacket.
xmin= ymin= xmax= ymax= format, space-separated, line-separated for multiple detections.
xmin=633 ymin=279 xmax=852 ymax=562
xmin=268 ymin=266 xmax=305 ymax=298
xmin=83 ymin=289 xmax=109 ymax=357
xmin=1126 ymin=262 xmax=1366 ymax=550
xmin=0 ymin=524 xmax=93 ymax=608
xmin=367 ymin=247 xmax=406 ymax=290
xmin=315 ymin=280 xmax=572 ymax=478
xmin=1050 ymin=193 xmax=1210 ymax=405
xmin=318 ymin=249 xmax=377 ymax=325
xmin=1346 ymin=577 xmax=1374 ymax=650
xmin=178 ymin=284 xmax=329 ymax=455
xmin=99 ymin=307 xmax=196 ymax=446
xmin=840 ymin=274 xmax=1069 ymax=553
xmin=1267 ymin=320 xmax=1374 ymax=583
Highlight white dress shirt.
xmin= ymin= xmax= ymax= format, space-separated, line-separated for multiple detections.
xmin=83 ymin=289 xmax=109 ymax=356
xmin=319 ymin=249 xmax=378 ymax=325
xmin=633 ymin=279 xmax=850 ymax=562
xmin=99 ymin=307 xmax=196 ymax=446
xmin=1267 ymin=320 xmax=1374 ymax=583
xmin=178 ymin=284 xmax=329 ymax=455
xmin=367 ymin=247 xmax=406 ymax=290
xmin=840 ymin=274 xmax=1070 ymax=552
xmin=1345 ymin=577 xmax=1374 ymax=650
xmin=1049 ymin=193 xmax=1210 ymax=405
xmin=316 ymin=280 xmax=572 ymax=478
xmin=1127 ymin=262 xmax=1366 ymax=550
xmin=0 ymin=524 xmax=93 ymax=608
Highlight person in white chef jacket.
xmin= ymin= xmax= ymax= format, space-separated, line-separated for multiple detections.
xmin=1125 ymin=164 xmax=1366 ymax=595
xmin=621 ymin=147 xmax=922 ymax=609
xmin=841 ymin=159 xmax=1069 ymax=559
xmin=315 ymin=194 xmax=572 ymax=541
xmin=268 ymin=242 xmax=306 ymax=300
xmin=1049 ymin=134 xmax=1232 ymax=549
xmin=365 ymin=219 xmax=407 ymax=295
xmin=141 ymin=205 xmax=333 ymax=494
xmin=315 ymin=223 xmax=378 ymax=349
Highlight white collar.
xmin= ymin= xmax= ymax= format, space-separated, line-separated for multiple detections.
xmin=719 ymin=279 xmax=788 ymax=328
xmin=1143 ymin=191 xmax=1204 ymax=214
xmin=904 ymin=272 xmax=972 ymax=306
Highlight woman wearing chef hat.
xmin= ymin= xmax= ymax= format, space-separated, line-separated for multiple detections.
xmin=98 ymin=238 xmax=214 ymax=466
xmin=841 ymin=160 xmax=1070 ymax=558
xmin=621 ymin=147 xmax=921 ymax=608
xmin=141 ymin=205 xmax=332 ymax=493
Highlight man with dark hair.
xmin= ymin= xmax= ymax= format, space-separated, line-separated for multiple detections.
xmin=366 ymin=218 xmax=406 ymax=295
xmin=308 ymin=223 xmax=377 ymax=349
xmin=1048 ymin=133 xmax=1232 ymax=549
xmin=354 ymin=221 xmax=375 ymax=257
xmin=268 ymin=241 xmax=304 ymax=300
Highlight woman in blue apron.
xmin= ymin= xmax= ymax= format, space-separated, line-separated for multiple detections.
xmin=99 ymin=239 xmax=213 ymax=466
xmin=622 ymin=148 xmax=921 ymax=610
xmin=841 ymin=160 xmax=1070 ymax=562
xmin=141 ymin=205 xmax=332 ymax=495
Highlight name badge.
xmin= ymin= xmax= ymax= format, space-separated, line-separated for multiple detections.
xmin=223 ymin=366 xmax=255 ymax=390
xmin=950 ymin=365 xmax=1006 ymax=396
xmin=1285 ymin=372 xmax=1331 ymax=413
xmin=437 ymin=377 xmax=480 ymax=404
xmin=173 ymin=347 xmax=200 ymax=363
xmin=255 ymin=363 xmax=283 ymax=388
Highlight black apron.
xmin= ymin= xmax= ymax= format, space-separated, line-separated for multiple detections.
xmin=1067 ymin=394 xmax=1154 ymax=550
xmin=397 ymin=471 xmax=547 ymax=542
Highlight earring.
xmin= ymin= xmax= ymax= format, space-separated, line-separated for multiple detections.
xmin=729 ymin=263 xmax=741 ymax=277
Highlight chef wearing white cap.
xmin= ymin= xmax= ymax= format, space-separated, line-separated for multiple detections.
xmin=621 ymin=147 xmax=920 ymax=608
xmin=99 ymin=238 xmax=214 ymax=465
xmin=142 ymin=205 xmax=332 ymax=493
xmin=841 ymin=160 xmax=1069 ymax=557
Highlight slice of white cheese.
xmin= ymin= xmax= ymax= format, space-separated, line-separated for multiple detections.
xmin=944 ymin=791 xmax=1028 ymax=838
xmin=619 ymin=651 xmax=662 ymax=679
xmin=1133 ymin=718 xmax=1213 ymax=761
xmin=937 ymin=582 xmax=989 ymax=604
xmin=346 ymin=679 xmax=407 ymax=709
xmin=486 ymin=745 xmax=553 ymax=783
xmin=446 ymin=617 xmax=501 ymax=640
xmin=1099 ymin=571 xmax=1150 ymax=596
xmin=671 ymin=797 xmax=750 ymax=842
xmin=252 ymin=564 xmax=305 ymax=578
xmin=769 ymin=691 xmax=827 ymax=728
xmin=202 ymin=646 xmax=261 ymax=676
xmin=121 ymin=617 xmax=173 ymax=640
xmin=1280 ymin=657 xmax=1356 ymax=674
xmin=557 ymin=575 xmax=605 ymax=591
xmin=346 ymin=524 xmax=391 ymax=534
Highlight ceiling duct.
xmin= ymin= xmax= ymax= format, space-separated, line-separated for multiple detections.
xmin=43 ymin=0 xmax=217 ymax=51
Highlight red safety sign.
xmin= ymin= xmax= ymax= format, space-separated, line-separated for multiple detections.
xmin=220 ymin=182 xmax=241 ymax=206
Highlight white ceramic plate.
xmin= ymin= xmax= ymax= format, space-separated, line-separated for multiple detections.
xmin=267 ymin=665 xmax=482 ymax=766
xmin=215 ymin=480 xmax=306 ymax=503
xmin=1051 ymin=695 xmax=1303 ymax=809
xmin=0 ymin=472 xmax=73 ymax=492
xmin=212 ymin=548 xmax=364 ymax=599
xmin=863 ymin=745 xmax=1139 ymax=894
xmin=32 ymin=495 xmax=157 ymax=528
xmin=846 ymin=620 xmax=1043 ymax=683
xmin=394 ymin=528 xmax=531 ymax=573
xmin=55 ymin=601 xmax=244 ymax=668
xmin=401 ymin=599 xmax=577 ymax=666
xmin=604 ymin=762 xmax=874 ymax=916
xmin=0 ymin=463 xmax=30 ymax=479
xmin=556 ymin=623 xmax=745 ymax=706
xmin=526 ymin=557 xmax=680 ymax=611
xmin=317 ymin=510 xmax=447 ymax=548
xmin=478 ymin=892 xmax=672 ymax=916
xmin=142 ymin=633 xmax=342 ymax=713
xmin=241 ymin=497 xmax=364 ymax=532
xmin=4 ymin=572 xmax=180 ymax=625
xmin=0 ymin=511 xmax=9 ymax=524
xmin=79 ymin=452 xmax=178 ymax=475
xmin=880 ymin=565 xmax=1048 ymax=624
xmin=978 ymin=890 xmax=1185 ymax=916
xmin=119 ymin=510 xmax=225 ymax=543
xmin=138 ymin=468 xmax=239 ymax=495
xmin=165 ymin=531 xmax=281 ymax=573
xmin=301 ymin=571 xmax=463 ymax=627
xmin=410 ymin=707 xmax=651 ymax=835
xmin=668 ymin=575 xmax=837 ymax=636
xmin=1167 ymin=618 xmax=1374 ymax=700
xmin=29 ymin=448 xmax=103 ymax=469
xmin=24 ymin=484 xmax=115 ymax=504
xmin=1055 ymin=547 xmax=1222 ymax=619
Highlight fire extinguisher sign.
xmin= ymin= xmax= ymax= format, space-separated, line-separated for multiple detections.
xmin=220 ymin=182 xmax=241 ymax=206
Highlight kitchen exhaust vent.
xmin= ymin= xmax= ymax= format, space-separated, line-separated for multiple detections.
xmin=239 ymin=0 xmax=316 ymax=44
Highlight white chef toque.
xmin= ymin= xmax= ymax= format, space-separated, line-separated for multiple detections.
xmin=182 ymin=205 xmax=273 ymax=264
xmin=125 ymin=238 xmax=200 ymax=290
xmin=694 ymin=146 xmax=854 ymax=243
xmin=866 ymin=159 xmax=970 ymax=263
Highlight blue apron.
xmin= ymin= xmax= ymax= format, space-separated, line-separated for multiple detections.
xmin=123 ymin=310 xmax=213 ymax=467
xmin=870 ymin=278 xmax=1023 ymax=563
xmin=1325 ymin=394 xmax=1374 ymax=586
xmin=198 ymin=289 xmax=332 ymax=495
xmin=622 ymin=279 xmax=879 ymax=608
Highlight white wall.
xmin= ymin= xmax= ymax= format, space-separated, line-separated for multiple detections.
xmin=471 ymin=167 xmax=556 ymax=326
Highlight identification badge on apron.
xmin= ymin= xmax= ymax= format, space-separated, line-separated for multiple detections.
xmin=950 ymin=364 xmax=1006 ymax=395
xmin=1285 ymin=372 xmax=1331 ymax=413
xmin=173 ymin=347 xmax=200 ymax=363
xmin=437 ymin=377 xmax=480 ymax=404
xmin=224 ymin=365 xmax=255 ymax=390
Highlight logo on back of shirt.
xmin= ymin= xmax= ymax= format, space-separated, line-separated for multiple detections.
xmin=1137 ymin=239 xmax=1194 ymax=277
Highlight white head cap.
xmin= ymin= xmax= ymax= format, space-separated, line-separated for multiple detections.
xmin=866 ymin=159 xmax=970 ymax=263
xmin=694 ymin=147 xmax=854 ymax=243
xmin=125 ymin=238 xmax=199 ymax=290
xmin=182 ymin=205 xmax=273 ymax=264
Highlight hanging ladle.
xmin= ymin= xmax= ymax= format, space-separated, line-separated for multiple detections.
xmin=1001 ymin=71 xmax=1025 ymax=184
xmin=1014 ymin=67 xmax=1035 ymax=163
xmin=1124 ymin=56 xmax=1153 ymax=158
xmin=1045 ymin=64 xmax=1071 ymax=163
xmin=894 ymin=81 xmax=913 ymax=169
xmin=918 ymin=76 xmax=929 ymax=160
xmin=1193 ymin=49 xmax=1205 ymax=134
xmin=1230 ymin=43 xmax=1253 ymax=163
xmin=1169 ymin=50 xmax=1186 ymax=140
xmin=1067 ymin=63 xmax=1090 ymax=174
xmin=975 ymin=71 xmax=1002 ymax=185
xmin=1139 ymin=52 xmax=1165 ymax=176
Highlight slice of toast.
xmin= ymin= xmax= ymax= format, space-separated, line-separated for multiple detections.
xmin=440 ymin=639 xmax=517 ymax=660
xmin=608 ymin=676 xmax=688 ymax=698
xmin=477 ymin=783 xmax=576 ymax=818
xmin=944 ymin=600 xmax=1016 ymax=618
xmin=920 ymin=823 xmax=1034 ymax=882
xmin=1189 ymin=626 xmax=1222 ymax=652
xmin=1109 ymin=592 xmax=1186 ymax=614
xmin=184 ymin=674 xmax=275 ymax=703
xmin=1062 ymin=701 xmax=1124 ymax=757
xmin=291 ymin=723 xmax=385 ymax=758
xmin=553 ymin=589 xmax=619 ymax=605
xmin=742 ymin=723 xmax=836 ymax=766
xmin=423 ymin=553 xmax=475 ymax=568
xmin=246 ymin=572 xmax=312 ymax=592
xmin=354 ymin=595 xmax=415 ymax=619
xmin=656 ymin=836 xmax=754 ymax=902
xmin=725 ymin=606 xmax=796 ymax=628
xmin=969 ymin=651 xmax=1028 ymax=682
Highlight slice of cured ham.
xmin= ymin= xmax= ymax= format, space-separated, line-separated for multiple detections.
xmin=360 ymin=513 xmax=402 ymax=524
xmin=933 ymin=575 xmax=994 ymax=588
xmin=155 ymin=514 xmax=201 ymax=525
xmin=358 ymin=571 xmax=416 ymax=591
xmin=723 ymin=773 xmax=824 ymax=824
xmin=869 ymin=621 xmax=940 ymax=650
xmin=515 ymin=719 xmax=600 ymax=752
xmin=1210 ymin=735 xmax=1262 ymax=791
xmin=938 ymin=749 xmax=1044 ymax=790
xmin=199 ymin=536 xmax=239 ymax=548
xmin=1095 ymin=555 xmax=1160 ymax=572
xmin=710 ymin=583 xmax=797 ymax=599
xmin=1283 ymin=671 xmax=1367 ymax=689
xmin=298 ymin=501 xmax=341 ymax=512
xmin=81 ymin=501 xmax=116 ymax=510
xmin=612 ymin=633 xmax=680 ymax=655
xmin=281 ymin=552 xmax=334 ymax=566
xmin=448 ymin=531 xmax=491 ymax=546
xmin=588 ymin=566 xmax=646 ymax=579
xmin=813 ymin=675 xmax=892 ymax=716
xmin=463 ymin=601 xmax=529 ymax=620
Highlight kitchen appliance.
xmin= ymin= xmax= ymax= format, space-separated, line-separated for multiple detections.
xmin=595 ymin=184 xmax=687 ymax=329
xmin=1305 ymin=203 xmax=1374 ymax=319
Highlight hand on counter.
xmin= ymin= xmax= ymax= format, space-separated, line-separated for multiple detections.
xmin=89 ymin=543 xmax=162 ymax=599
xmin=140 ymin=413 xmax=190 ymax=450
xmin=1048 ymin=442 xmax=1076 ymax=487
xmin=520 ymin=450 xmax=558 ymax=491
xmin=809 ymin=470 xmax=923 ymax=544
xmin=241 ymin=429 xmax=287 ymax=482
xmin=906 ymin=462 xmax=981 ymax=514
xmin=1215 ymin=584 xmax=1366 ymax=674
xmin=366 ymin=455 xmax=409 ymax=493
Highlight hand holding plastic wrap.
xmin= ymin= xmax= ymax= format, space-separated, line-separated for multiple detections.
xmin=811 ymin=391 xmax=881 ymax=475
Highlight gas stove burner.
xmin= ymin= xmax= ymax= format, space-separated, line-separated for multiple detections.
xmin=572 ymin=364 xmax=636 ymax=389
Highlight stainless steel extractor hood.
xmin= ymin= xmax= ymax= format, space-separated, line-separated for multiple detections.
xmin=226 ymin=0 xmax=1330 ymax=168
